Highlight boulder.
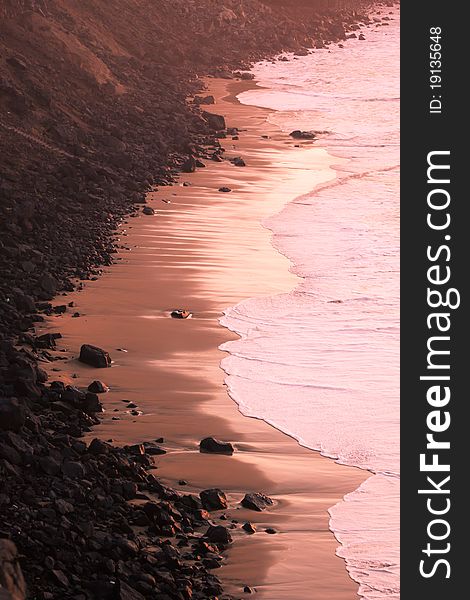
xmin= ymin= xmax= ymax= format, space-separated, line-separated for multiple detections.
xmin=232 ymin=157 xmax=246 ymax=167
xmin=142 ymin=206 xmax=155 ymax=215
xmin=204 ymin=525 xmax=232 ymax=545
xmin=199 ymin=488 xmax=228 ymax=511
xmin=289 ymin=130 xmax=316 ymax=140
xmin=199 ymin=437 xmax=234 ymax=456
xmin=218 ymin=187 xmax=231 ymax=193
xmin=0 ymin=398 xmax=25 ymax=432
xmin=87 ymin=380 xmax=109 ymax=394
xmin=202 ymin=111 xmax=226 ymax=131
xmin=79 ymin=344 xmax=111 ymax=368
xmin=241 ymin=492 xmax=274 ymax=512
xmin=170 ymin=310 xmax=191 ymax=319
xmin=194 ymin=95 xmax=215 ymax=105
xmin=242 ymin=522 xmax=257 ymax=534
xmin=181 ymin=156 xmax=197 ymax=173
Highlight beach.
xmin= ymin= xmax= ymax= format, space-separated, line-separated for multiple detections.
xmin=36 ymin=78 xmax=367 ymax=599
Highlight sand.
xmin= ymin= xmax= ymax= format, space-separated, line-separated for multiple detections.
xmin=37 ymin=78 xmax=368 ymax=599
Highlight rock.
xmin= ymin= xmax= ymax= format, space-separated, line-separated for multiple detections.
xmin=0 ymin=398 xmax=25 ymax=432
xmin=118 ymin=580 xmax=146 ymax=600
xmin=218 ymin=187 xmax=231 ymax=193
xmin=61 ymin=460 xmax=85 ymax=479
xmin=265 ymin=527 xmax=277 ymax=534
xmin=170 ymin=310 xmax=191 ymax=319
xmin=211 ymin=153 xmax=223 ymax=162
xmin=199 ymin=437 xmax=234 ymax=456
xmin=194 ymin=95 xmax=215 ymax=105
xmin=39 ymin=455 xmax=61 ymax=476
xmin=289 ymin=130 xmax=316 ymax=140
xmin=244 ymin=586 xmax=255 ymax=594
xmin=181 ymin=156 xmax=197 ymax=173
xmin=199 ymin=489 xmax=228 ymax=511
xmin=204 ymin=525 xmax=232 ymax=545
xmin=87 ymin=380 xmax=109 ymax=394
xmin=39 ymin=273 xmax=58 ymax=296
xmin=241 ymin=492 xmax=274 ymax=512
xmin=82 ymin=392 xmax=103 ymax=415
xmin=51 ymin=569 xmax=69 ymax=587
xmin=240 ymin=72 xmax=255 ymax=80
xmin=142 ymin=206 xmax=155 ymax=215
xmin=242 ymin=522 xmax=256 ymax=534
xmin=359 ymin=34 xmax=366 ymax=40
xmin=202 ymin=111 xmax=226 ymax=131
xmin=34 ymin=332 xmax=61 ymax=349
xmin=0 ymin=540 xmax=26 ymax=600
xmin=79 ymin=344 xmax=111 ymax=368
xmin=195 ymin=159 xmax=206 ymax=168
xmin=232 ymin=157 xmax=246 ymax=167
xmin=88 ymin=438 xmax=111 ymax=455
xmin=143 ymin=442 xmax=166 ymax=455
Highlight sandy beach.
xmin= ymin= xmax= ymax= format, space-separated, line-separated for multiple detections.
xmin=36 ymin=78 xmax=368 ymax=599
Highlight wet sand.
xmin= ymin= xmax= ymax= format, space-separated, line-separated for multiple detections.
xmin=37 ymin=78 xmax=367 ymax=599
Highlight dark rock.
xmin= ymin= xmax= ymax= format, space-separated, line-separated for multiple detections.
xmin=181 ymin=156 xmax=197 ymax=173
xmin=212 ymin=153 xmax=223 ymax=162
xmin=244 ymin=586 xmax=255 ymax=594
xmin=232 ymin=157 xmax=246 ymax=167
xmin=199 ymin=437 xmax=234 ymax=456
xmin=242 ymin=522 xmax=256 ymax=534
xmin=265 ymin=527 xmax=277 ymax=534
xmin=194 ymin=95 xmax=215 ymax=105
xmin=117 ymin=580 xmax=146 ymax=600
xmin=240 ymin=72 xmax=255 ymax=80
xmin=87 ymin=380 xmax=109 ymax=394
xmin=241 ymin=492 xmax=274 ymax=512
xmin=61 ymin=460 xmax=86 ymax=479
xmin=142 ymin=206 xmax=155 ymax=215
xmin=79 ymin=344 xmax=111 ymax=368
xmin=170 ymin=309 xmax=191 ymax=319
xmin=39 ymin=455 xmax=61 ymax=476
xmin=202 ymin=111 xmax=226 ymax=131
xmin=218 ymin=187 xmax=231 ymax=193
xmin=204 ymin=525 xmax=232 ymax=545
xmin=359 ymin=34 xmax=366 ymax=40
xmin=143 ymin=442 xmax=166 ymax=455
xmin=0 ymin=398 xmax=25 ymax=432
xmin=34 ymin=333 xmax=62 ymax=349
xmin=82 ymin=392 xmax=103 ymax=415
xmin=199 ymin=489 xmax=228 ymax=511
xmin=88 ymin=438 xmax=111 ymax=455
xmin=195 ymin=159 xmax=206 ymax=168
xmin=289 ymin=130 xmax=316 ymax=140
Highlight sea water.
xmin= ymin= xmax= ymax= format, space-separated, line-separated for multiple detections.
xmin=220 ymin=8 xmax=400 ymax=599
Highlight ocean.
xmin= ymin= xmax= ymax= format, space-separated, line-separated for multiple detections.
xmin=220 ymin=7 xmax=400 ymax=599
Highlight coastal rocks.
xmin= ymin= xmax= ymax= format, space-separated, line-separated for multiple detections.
xmin=200 ymin=489 xmax=228 ymax=511
xmin=181 ymin=156 xmax=197 ymax=173
xmin=242 ymin=522 xmax=257 ymax=534
xmin=170 ymin=309 xmax=191 ymax=319
xmin=87 ymin=380 xmax=109 ymax=393
xmin=205 ymin=525 xmax=232 ymax=545
xmin=241 ymin=492 xmax=274 ymax=512
xmin=142 ymin=206 xmax=155 ymax=215
xmin=0 ymin=398 xmax=25 ymax=432
xmin=79 ymin=344 xmax=111 ymax=368
xmin=0 ymin=540 xmax=26 ymax=600
xmin=289 ymin=130 xmax=316 ymax=140
xmin=200 ymin=437 xmax=234 ymax=455
xmin=194 ymin=95 xmax=215 ymax=105
xmin=202 ymin=111 xmax=226 ymax=131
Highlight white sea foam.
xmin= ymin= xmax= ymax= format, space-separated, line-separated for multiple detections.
xmin=220 ymin=8 xmax=400 ymax=599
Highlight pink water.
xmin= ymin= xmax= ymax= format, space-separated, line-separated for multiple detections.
xmin=220 ymin=8 xmax=399 ymax=599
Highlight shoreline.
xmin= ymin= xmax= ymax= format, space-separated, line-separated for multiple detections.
xmin=37 ymin=77 xmax=367 ymax=598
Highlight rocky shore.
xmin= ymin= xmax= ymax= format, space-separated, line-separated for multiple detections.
xmin=0 ymin=1 xmax=392 ymax=598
